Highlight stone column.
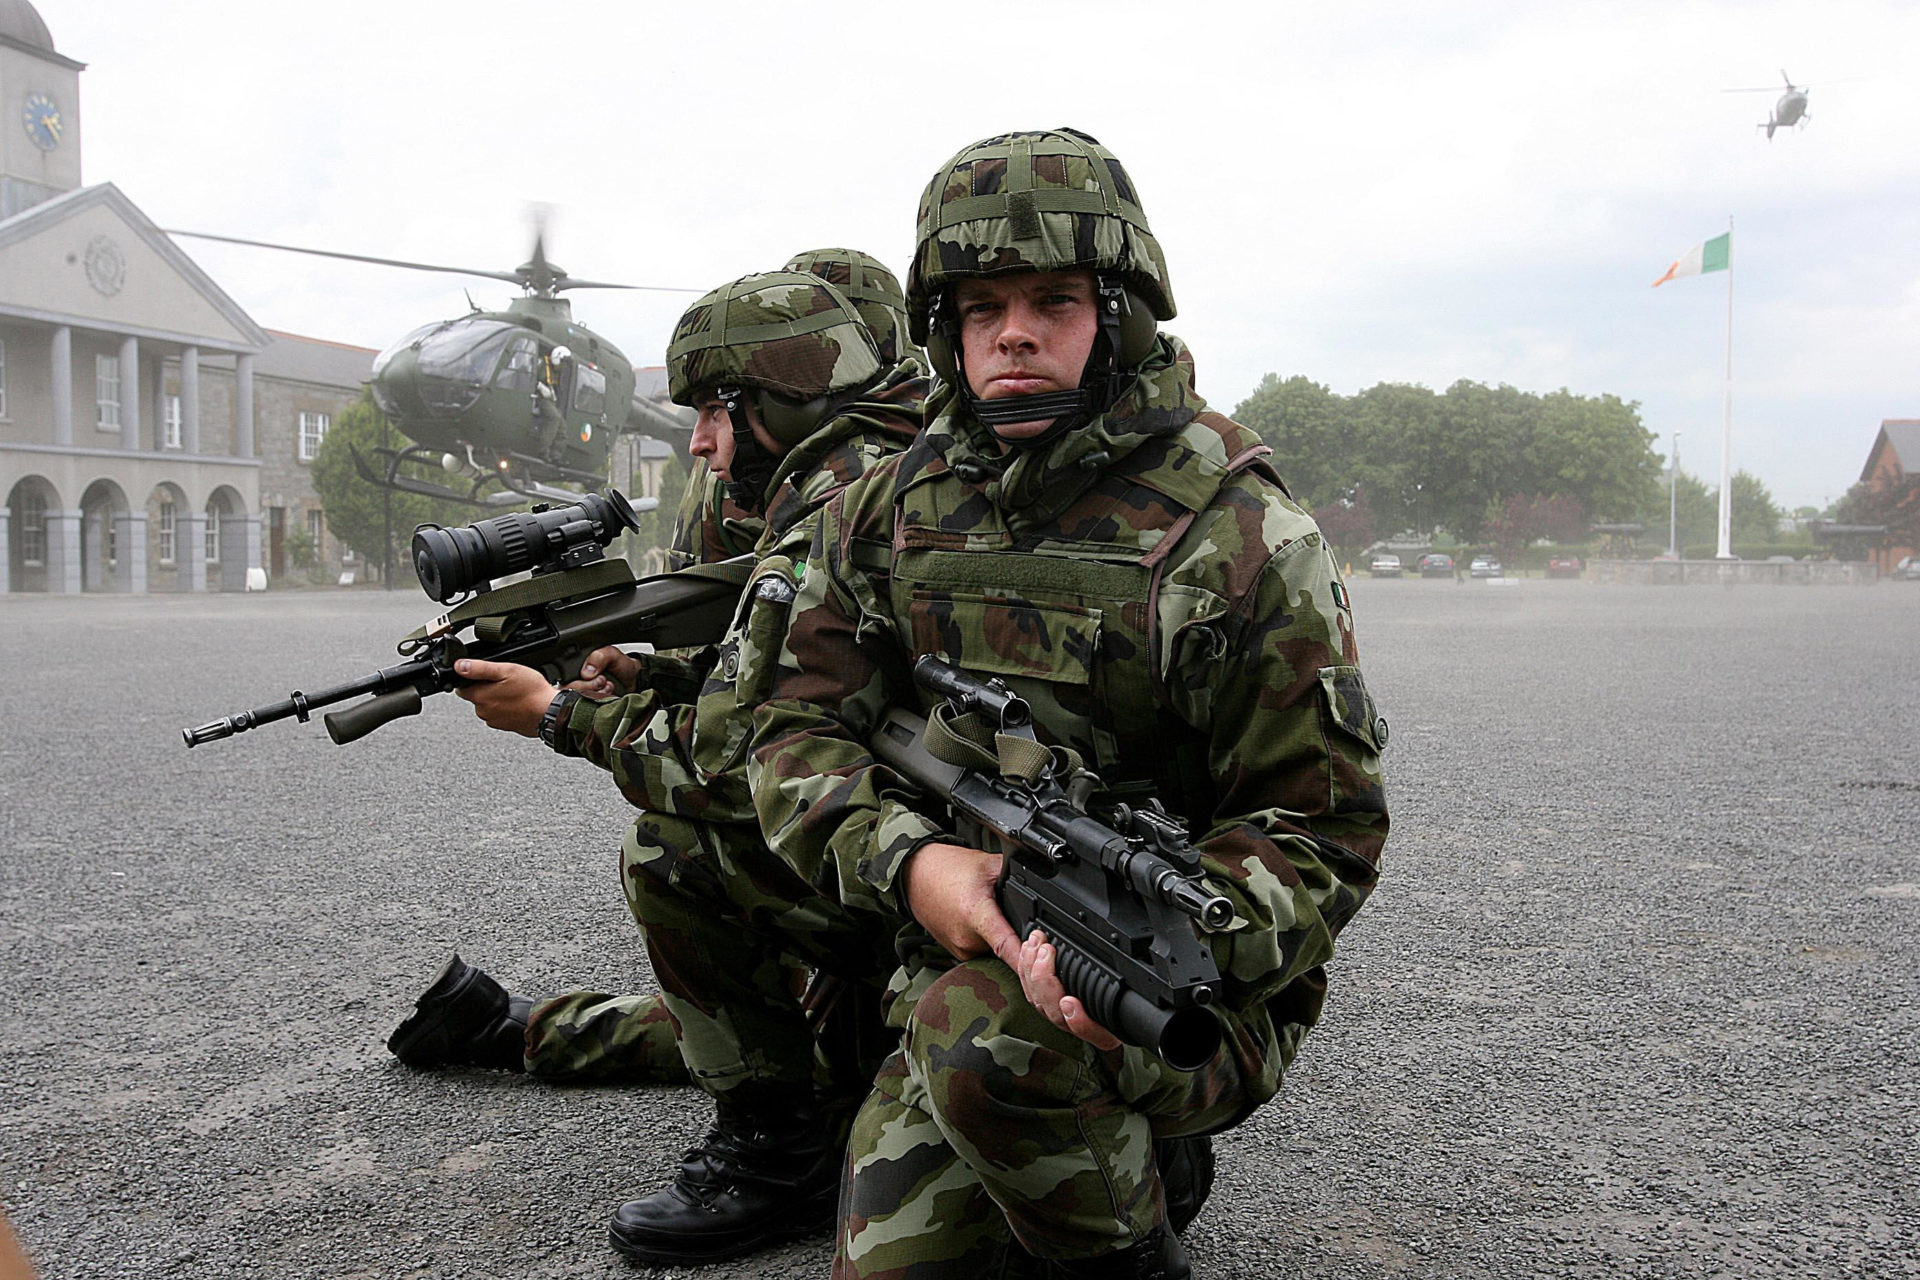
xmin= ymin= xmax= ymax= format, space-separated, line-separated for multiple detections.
xmin=0 ymin=506 xmax=10 ymax=594
xmin=44 ymin=508 xmax=81 ymax=593
xmin=235 ymin=353 xmax=256 ymax=458
xmin=120 ymin=335 xmax=141 ymax=450
xmin=182 ymin=346 xmax=201 ymax=454
xmin=176 ymin=509 xmax=206 ymax=592
xmin=82 ymin=506 xmax=106 ymax=590
xmin=114 ymin=511 xmax=148 ymax=593
xmin=50 ymin=326 xmax=73 ymax=445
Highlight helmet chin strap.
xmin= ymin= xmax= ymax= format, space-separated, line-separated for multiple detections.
xmin=944 ymin=276 xmax=1132 ymax=451
xmin=716 ymin=385 xmax=781 ymax=513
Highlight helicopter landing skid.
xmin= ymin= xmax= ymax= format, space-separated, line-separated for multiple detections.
xmin=350 ymin=444 xmax=513 ymax=508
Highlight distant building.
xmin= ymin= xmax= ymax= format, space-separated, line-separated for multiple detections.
xmin=1859 ymin=419 xmax=1918 ymax=575
xmin=0 ymin=1 xmax=372 ymax=593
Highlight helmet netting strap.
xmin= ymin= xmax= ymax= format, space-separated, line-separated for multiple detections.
xmin=716 ymin=384 xmax=780 ymax=513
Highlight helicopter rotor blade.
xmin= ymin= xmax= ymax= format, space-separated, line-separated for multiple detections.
xmin=554 ymin=278 xmax=702 ymax=293
xmin=163 ymin=229 xmax=528 ymax=285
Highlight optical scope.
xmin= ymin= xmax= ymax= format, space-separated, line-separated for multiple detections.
xmin=411 ymin=489 xmax=640 ymax=604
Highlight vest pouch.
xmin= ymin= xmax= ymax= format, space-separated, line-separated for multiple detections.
xmin=904 ymin=588 xmax=1104 ymax=763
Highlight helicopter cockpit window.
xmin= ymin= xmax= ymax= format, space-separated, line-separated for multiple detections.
xmin=370 ymin=320 xmax=447 ymax=379
xmin=494 ymin=336 xmax=540 ymax=393
xmin=412 ymin=317 xmax=525 ymax=386
xmin=570 ymin=363 xmax=608 ymax=418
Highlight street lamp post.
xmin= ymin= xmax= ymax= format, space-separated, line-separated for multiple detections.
xmin=1669 ymin=431 xmax=1682 ymax=559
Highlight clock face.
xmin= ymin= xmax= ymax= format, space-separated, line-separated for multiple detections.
xmin=23 ymin=92 xmax=61 ymax=151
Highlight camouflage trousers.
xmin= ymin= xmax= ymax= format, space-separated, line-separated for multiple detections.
xmin=522 ymin=988 xmax=689 ymax=1085
xmin=619 ymin=808 xmax=901 ymax=1099
xmin=835 ymin=935 xmax=1304 ymax=1277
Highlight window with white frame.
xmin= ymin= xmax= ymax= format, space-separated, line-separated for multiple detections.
xmin=298 ymin=411 xmax=330 ymax=461
xmin=205 ymin=501 xmax=221 ymax=564
xmin=158 ymin=501 xmax=177 ymax=564
xmin=163 ymin=395 xmax=182 ymax=449
xmin=0 ymin=338 xmax=9 ymax=418
xmin=19 ymin=490 xmax=45 ymax=564
xmin=95 ymin=354 xmax=121 ymax=430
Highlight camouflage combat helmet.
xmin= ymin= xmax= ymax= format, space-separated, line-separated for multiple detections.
xmin=906 ymin=128 xmax=1175 ymax=438
xmin=666 ymin=270 xmax=882 ymax=511
xmin=784 ymin=247 xmax=920 ymax=368
xmin=666 ymin=270 xmax=883 ymax=445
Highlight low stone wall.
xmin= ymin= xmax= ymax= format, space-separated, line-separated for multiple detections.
xmin=1590 ymin=559 xmax=1879 ymax=586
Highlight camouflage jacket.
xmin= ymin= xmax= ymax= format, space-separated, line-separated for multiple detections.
xmin=550 ymin=362 xmax=928 ymax=823
xmin=749 ymin=339 xmax=1388 ymax=1019
xmin=665 ymin=466 xmax=763 ymax=574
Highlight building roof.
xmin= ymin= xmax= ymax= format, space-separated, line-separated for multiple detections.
xmin=1862 ymin=419 xmax=1920 ymax=482
xmin=0 ymin=0 xmax=83 ymax=69
xmin=252 ymin=330 xmax=375 ymax=389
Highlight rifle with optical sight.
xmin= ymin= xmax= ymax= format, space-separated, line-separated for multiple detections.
xmin=181 ymin=489 xmax=750 ymax=748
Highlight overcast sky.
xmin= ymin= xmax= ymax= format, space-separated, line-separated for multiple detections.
xmin=38 ymin=0 xmax=1920 ymax=510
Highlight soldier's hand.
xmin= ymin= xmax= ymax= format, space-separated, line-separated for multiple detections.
xmin=453 ymin=658 xmax=558 ymax=737
xmin=1016 ymin=929 xmax=1122 ymax=1052
xmin=568 ymin=646 xmax=642 ymax=698
xmin=903 ymin=842 xmax=1021 ymax=966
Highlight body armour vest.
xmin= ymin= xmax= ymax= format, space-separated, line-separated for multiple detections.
xmin=872 ymin=410 xmax=1285 ymax=829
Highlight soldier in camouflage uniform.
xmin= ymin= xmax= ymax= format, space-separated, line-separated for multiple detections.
xmin=748 ymin=130 xmax=1390 ymax=1278
xmin=390 ymin=252 xmax=924 ymax=1088
xmin=411 ymin=270 xmax=927 ymax=1264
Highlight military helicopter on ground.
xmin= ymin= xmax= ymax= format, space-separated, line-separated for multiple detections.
xmin=167 ymin=219 xmax=701 ymax=507
xmin=1724 ymin=70 xmax=1810 ymax=140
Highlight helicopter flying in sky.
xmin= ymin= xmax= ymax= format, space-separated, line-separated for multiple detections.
xmin=166 ymin=221 xmax=700 ymax=507
xmin=1725 ymin=70 xmax=1811 ymax=140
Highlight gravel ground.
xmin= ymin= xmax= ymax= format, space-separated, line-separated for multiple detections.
xmin=2 ymin=576 xmax=1916 ymax=1279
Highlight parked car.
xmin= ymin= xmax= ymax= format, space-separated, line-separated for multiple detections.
xmin=1417 ymin=553 xmax=1454 ymax=578
xmin=1469 ymin=556 xmax=1503 ymax=578
xmin=1369 ymin=553 xmax=1403 ymax=577
xmin=1547 ymin=554 xmax=1584 ymax=579
xmin=1896 ymin=555 xmax=1920 ymax=581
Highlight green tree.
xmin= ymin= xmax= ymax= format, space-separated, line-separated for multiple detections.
xmin=1525 ymin=390 xmax=1661 ymax=524
xmin=310 ymin=392 xmax=482 ymax=579
xmin=1730 ymin=470 xmax=1783 ymax=545
xmin=1233 ymin=374 xmax=1357 ymax=509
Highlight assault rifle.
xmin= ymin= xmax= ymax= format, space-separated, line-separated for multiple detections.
xmin=870 ymin=656 xmax=1235 ymax=1071
xmin=182 ymin=490 xmax=751 ymax=748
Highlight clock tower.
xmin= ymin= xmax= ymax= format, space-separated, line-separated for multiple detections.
xmin=0 ymin=0 xmax=82 ymax=218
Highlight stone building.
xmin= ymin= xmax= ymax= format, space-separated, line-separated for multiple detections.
xmin=0 ymin=0 xmax=373 ymax=593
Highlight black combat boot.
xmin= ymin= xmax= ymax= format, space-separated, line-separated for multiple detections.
xmin=1155 ymin=1134 xmax=1216 ymax=1235
xmin=387 ymin=954 xmax=531 ymax=1072
xmin=606 ymin=1087 xmax=839 ymax=1265
xmin=1044 ymin=1226 xmax=1193 ymax=1279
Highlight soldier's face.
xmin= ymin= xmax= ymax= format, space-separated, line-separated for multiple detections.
xmin=955 ymin=269 xmax=1099 ymax=442
xmin=689 ymin=392 xmax=780 ymax=479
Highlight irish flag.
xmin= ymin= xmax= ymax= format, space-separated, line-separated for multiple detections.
xmin=1653 ymin=233 xmax=1731 ymax=287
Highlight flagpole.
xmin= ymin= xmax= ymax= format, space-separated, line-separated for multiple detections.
xmin=1717 ymin=214 xmax=1735 ymax=559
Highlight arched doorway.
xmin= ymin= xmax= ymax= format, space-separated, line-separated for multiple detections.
xmin=79 ymin=478 xmax=132 ymax=592
xmin=205 ymin=485 xmax=249 ymax=591
xmin=5 ymin=475 xmax=61 ymax=593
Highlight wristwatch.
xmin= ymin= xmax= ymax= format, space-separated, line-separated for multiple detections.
xmin=539 ymin=688 xmax=582 ymax=749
